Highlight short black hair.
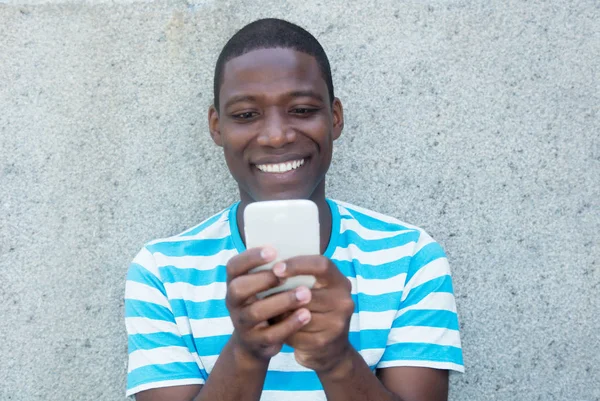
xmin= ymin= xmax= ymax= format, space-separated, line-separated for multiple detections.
xmin=213 ymin=18 xmax=334 ymax=112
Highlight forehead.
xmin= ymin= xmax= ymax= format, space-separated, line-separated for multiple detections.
xmin=220 ymin=48 xmax=328 ymax=105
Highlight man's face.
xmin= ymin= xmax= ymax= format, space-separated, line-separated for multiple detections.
xmin=209 ymin=48 xmax=344 ymax=204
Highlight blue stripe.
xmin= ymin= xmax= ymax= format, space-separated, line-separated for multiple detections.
xmin=353 ymin=292 xmax=402 ymax=313
xmin=406 ymin=243 xmax=446 ymax=283
xmin=190 ymin=329 xmax=391 ymax=357
xmin=392 ymin=310 xmax=459 ymax=330
xmin=159 ymin=265 xmax=227 ymax=285
xmin=180 ymin=212 xmax=226 ymax=237
xmin=146 ymin=237 xmax=235 ymax=257
xmin=401 ymin=275 xmax=454 ymax=309
xmin=125 ymin=299 xmax=175 ymax=322
xmin=171 ymin=298 xmax=229 ymax=319
xmin=167 ymin=291 xmax=400 ymax=321
xmin=128 ymin=332 xmax=196 ymax=353
xmin=333 ymin=258 xmax=411 ymax=280
xmin=341 ymin=207 xmax=412 ymax=232
xmin=127 ymin=362 xmax=206 ymax=390
xmin=381 ymin=342 xmax=463 ymax=365
xmin=264 ymin=371 xmax=322 ymax=391
xmin=127 ymin=263 xmax=167 ymax=296
xmin=195 ymin=335 xmax=230 ymax=356
xmin=340 ymin=229 xmax=419 ymax=253
xmin=349 ymin=329 xmax=389 ymax=349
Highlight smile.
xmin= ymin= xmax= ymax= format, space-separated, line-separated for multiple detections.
xmin=255 ymin=158 xmax=305 ymax=173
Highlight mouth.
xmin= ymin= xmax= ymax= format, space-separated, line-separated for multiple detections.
xmin=254 ymin=158 xmax=306 ymax=174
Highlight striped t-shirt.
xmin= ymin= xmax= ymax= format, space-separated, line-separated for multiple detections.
xmin=125 ymin=199 xmax=464 ymax=399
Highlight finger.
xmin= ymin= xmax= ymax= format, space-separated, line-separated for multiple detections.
xmin=226 ymin=246 xmax=277 ymax=282
xmin=289 ymin=311 xmax=329 ymax=333
xmin=237 ymin=286 xmax=312 ymax=327
xmin=304 ymin=288 xmax=355 ymax=313
xmin=255 ymin=308 xmax=312 ymax=346
xmin=286 ymin=314 xmax=349 ymax=349
xmin=227 ymin=270 xmax=280 ymax=307
xmin=273 ymin=256 xmax=346 ymax=288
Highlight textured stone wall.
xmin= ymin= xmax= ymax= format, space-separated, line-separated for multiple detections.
xmin=1 ymin=1 xmax=598 ymax=400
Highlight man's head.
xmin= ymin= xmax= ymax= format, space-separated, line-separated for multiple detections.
xmin=213 ymin=18 xmax=334 ymax=113
xmin=208 ymin=19 xmax=343 ymax=205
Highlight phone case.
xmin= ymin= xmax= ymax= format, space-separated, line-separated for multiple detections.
xmin=244 ymin=199 xmax=319 ymax=298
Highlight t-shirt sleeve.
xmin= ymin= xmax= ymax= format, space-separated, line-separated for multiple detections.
xmin=125 ymin=246 xmax=206 ymax=397
xmin=378 ymin=231 xmax=464 ymax=372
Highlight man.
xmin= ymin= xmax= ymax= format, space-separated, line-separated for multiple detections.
xmin=125 ymin=18 xmax=463 ymax=401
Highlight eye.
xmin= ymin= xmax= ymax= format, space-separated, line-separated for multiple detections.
xmin=232 ymin=111 xmax=258 ymax=120
xmin=290 ymin=107 xmax=319 ymax=116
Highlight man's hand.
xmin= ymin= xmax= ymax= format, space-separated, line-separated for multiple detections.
xmin=272 ymin=255 xmax=355 ymax=373
xmin=226 ymin=247 xmax=313 ymax=363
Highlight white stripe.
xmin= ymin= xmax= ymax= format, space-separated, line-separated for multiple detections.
xmin=332 ymin=243 xmax=414 ymax=265
xmin=132 ymin=247 xmax=160 ymax=278
xmin=179 ymin=212 xmax=229 ymax=237
xmin=350 ymin=310 xmax=398 ymax=330
xmin=175 ymin=311 xmax=397 ymax=339
xmin=128 ymin=345 xmax=197 ymax=373
xmin=349 ymin=273 xmax=407 ymax=296
xmin=335 ymin=200 xmax=420 ymax=230
xmin=147 ymin=217 xmax=229 ymax=245
xmin=388 ymin=326 xmax=461 ymax=348
xmin=413 ymin=231 xmax=436 ymax=253
xmin=377 ymin=360 xmax=464 ymax=373
xmin=200 ymin=348 xmax=384 ymax=374
xmin=126 ymin=378 xmax=205 ymax=397
xmin=164 ymin=281 xmax=227 ymax=302
xmin=401 ymin=258 xmax=450 ymax=301
xmin=187 ymin=316 xmax=233 ymax=338
xmin=339 ymin=218 xmax=415 ymax=240
xmin=153 ymin=248 xmax=237 ymax=270
xmin=261 ymin=390 xmax=326 ymax=401
xmin=125 ymin=281 xmax=171 ymax=309
xmin=126 ymin=317 xmax=180 ymax=335
xmin=360 ymin=348 xmax=386 ymax=366
xmin=397 ymin=292 xmax=457 ymax=317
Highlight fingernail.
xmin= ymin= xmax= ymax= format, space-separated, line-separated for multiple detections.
xmin=261 ymin=247 xmax=276 ymax=260
xmin=272 ymin=262 xmax=286 ymax=276
xmin=295 ymin=287 xmax=311 ymax=303
xmin=297 ymin=309 xmax=311 ymax=324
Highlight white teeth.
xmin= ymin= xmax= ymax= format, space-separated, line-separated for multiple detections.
xmin=256 ymin=158 xmax=306 ymax=173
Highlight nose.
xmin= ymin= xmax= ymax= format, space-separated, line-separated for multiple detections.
xmin=256 ymin=110 xmax=296 ymax=148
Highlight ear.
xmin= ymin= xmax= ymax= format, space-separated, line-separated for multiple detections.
xmin=331 ymin=97 xmax=344 ymax=141
xmin=208 ymin=105 xmax=223 ymax=147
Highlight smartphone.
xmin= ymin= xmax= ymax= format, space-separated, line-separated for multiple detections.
xmin=244 ymin=199 xmax=319 ymax=298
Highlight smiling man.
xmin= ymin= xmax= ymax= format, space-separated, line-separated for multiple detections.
xmin=125 ymin=18 xmax=464 ymax=401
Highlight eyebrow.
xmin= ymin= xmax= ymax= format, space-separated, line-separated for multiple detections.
xmin=288 ymin=90 xmax=325 ymax=102
xmin=223 ymin=90 xmax=325 ymax=110
xmin=223 ymin=95 xmax=257 ymax=110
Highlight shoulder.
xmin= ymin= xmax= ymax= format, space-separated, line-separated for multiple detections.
xmin=328 ymin=199 xmax=447 ymax=270
xmin=330 ymin=199 xmax=430 ymax=239
xmin=128 ymin=205 xmax=236 ymax=279
xmin=142 ymin=205 xmax=234 ymax=255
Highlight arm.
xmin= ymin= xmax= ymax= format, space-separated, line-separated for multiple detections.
xmin=274 ymin=254 xmax=457 ymax=401
xmin=134 ymin=247 xmax=312 ymax=401
xmin=136 ymin=338 xmax=268 ymax=401
xmin=317 ymin=349 xmax=448 ymax=401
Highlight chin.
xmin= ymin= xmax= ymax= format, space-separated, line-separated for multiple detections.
xmin=253 ymin=189 xmax=311 ymax=202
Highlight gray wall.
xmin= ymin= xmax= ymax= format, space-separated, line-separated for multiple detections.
xmin=1 ymin=0 xmax=598 ymax=400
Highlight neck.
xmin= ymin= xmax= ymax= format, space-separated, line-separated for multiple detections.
xmin=236 ymin=183 xmax=332 ymax=255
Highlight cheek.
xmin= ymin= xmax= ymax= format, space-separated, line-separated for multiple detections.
xmin=298 ymin=118 xmax=333 ymax=145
